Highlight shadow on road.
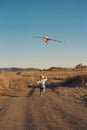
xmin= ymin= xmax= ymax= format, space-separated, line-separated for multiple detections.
xmin=27 ymin=80 xmax=87 ymax=108
xmin=81 ymin=94 xmax=87 ymax=107
xmin=27 ymin=81 xmax=63 ymax=97
xmin=27 ymin=84 xmax=39 ymax=97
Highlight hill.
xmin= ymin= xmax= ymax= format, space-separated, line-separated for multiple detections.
xmin=0 ymin=67 xmax=41 ymax=72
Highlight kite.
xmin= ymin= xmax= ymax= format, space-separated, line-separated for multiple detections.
xmin=33 ymin=36 xmax=64 ymax=44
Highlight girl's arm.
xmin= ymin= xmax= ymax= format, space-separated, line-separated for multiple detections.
xmin=36 ymin=80 xmax=41 ymax=84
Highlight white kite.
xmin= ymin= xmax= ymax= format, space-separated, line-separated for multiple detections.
xmin=33 ymin=36 xmax=64 ymax=44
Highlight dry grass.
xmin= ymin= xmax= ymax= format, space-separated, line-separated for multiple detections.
xmin=0 ymin=68 xmax=87 ymax=96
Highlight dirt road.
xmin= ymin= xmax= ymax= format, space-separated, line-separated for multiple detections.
xmin=0 ymin=85 xmax=87 ymax=130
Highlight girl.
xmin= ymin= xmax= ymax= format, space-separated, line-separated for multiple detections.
xmin=37 ymin=75 xmax=47 ymax=97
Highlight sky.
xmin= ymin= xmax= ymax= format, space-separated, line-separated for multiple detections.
xmin=0 ymin=0 xmax=87 ymax=69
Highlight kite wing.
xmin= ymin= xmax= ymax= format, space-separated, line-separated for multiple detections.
xmin=47 ymin=38 xmax=64 ymax=43
xmin=32 ymin=37 xmax=41 ymax=38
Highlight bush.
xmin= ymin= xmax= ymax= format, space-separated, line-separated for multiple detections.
xmin=65 ymin=75 xmax=87 ymax=87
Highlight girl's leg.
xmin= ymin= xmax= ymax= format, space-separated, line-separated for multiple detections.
xmin=40 ymin=87 xmax=43 ymax=96
xmin=43 ymin=85 xmax=45 ymax=93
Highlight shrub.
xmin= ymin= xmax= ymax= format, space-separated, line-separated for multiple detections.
xmin=65 ymin=75 xmax=87 ymax=87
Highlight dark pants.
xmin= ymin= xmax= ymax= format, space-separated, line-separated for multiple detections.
xmin=40 ymin=87 xmax=44 ymax=96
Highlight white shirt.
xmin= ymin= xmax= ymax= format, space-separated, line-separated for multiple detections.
xmin=37 ymin=78 xmax=47 ymax=87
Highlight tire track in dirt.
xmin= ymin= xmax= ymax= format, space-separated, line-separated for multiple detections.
xmin=27 ymin=86 xmax=87 ymax=130
xmin=46 ymin=89 xmax=87 ymax=130
xmin=26 ymin=87 xmax=72 ymax=130
xmin=0 ymin=86 xmax=87 ymax=130
xmin=0 ymin=90 xmax=29 ymax=130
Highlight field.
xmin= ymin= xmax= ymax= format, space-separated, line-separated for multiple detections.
xmin=0 ymin=68 xmax=87 ymax=130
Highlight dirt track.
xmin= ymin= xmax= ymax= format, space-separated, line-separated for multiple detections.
xmin=0 ymin=85 xmax=87 ymax=130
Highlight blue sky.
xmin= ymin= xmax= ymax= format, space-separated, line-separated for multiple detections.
xmin=0 ymin=0 xmax=87 ymax=69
